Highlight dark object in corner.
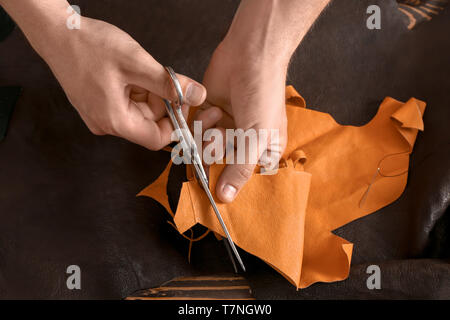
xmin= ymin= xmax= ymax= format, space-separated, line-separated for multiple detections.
xmin=0 ymin=6 xmax=15 ymax=42
xmin=397 ymin=0 xmax=449 ymax=30
xmin=126 ymin=275 xmax=254 ymax=300
xmin=0 ymin=86 xmax=21 ymax=142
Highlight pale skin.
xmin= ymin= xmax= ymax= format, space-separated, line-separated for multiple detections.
xmin=1 ymin=0 xmax=330 ymax=203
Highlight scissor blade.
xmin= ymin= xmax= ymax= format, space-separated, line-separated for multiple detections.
xmin=163 ymin=100 xmax=188 ymax=152
xmin=173 ymin=107 xmax=208 ymax=181
xmin=164 ymin=98 xmax=245 ymax=272
xmin=194 ymin=166 xmax=246 ymax=272
xmin=163 ymin=66 xmax=245 ymax=273
xmin=223 ymin=239 xmax=239 ymax=273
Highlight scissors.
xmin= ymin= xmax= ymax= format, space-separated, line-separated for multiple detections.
xmin=162 ymin=66 xmax=246 ymax=273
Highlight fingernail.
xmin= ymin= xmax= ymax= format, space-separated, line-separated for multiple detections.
xmin=186 ymin=83 xmax=205 ymax=105
xmin=222 ymin=184 xmax=237 ymax=202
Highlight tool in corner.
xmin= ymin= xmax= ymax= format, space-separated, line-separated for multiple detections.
xmin=162 ymin=66 xmax=246 ymax=273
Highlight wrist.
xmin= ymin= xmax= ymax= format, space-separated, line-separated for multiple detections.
xmin=2 ymin=0 xmax=73 ymax=58
xmin=217 ymin=37 xmax=291 ymax=75
xmin=220 ymin=1 xmax=297 ymax=70
xmin=36 ymin=15 xmax=86 ymax=62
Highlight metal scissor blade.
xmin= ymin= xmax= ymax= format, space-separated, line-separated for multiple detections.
xmin=194 ymin=164 xmax=246 ymax=272
xmin=163 ymin=99 xmax=188 ymax=152
xmin=163 ymin=66 xmax=245 ymax=273
xmin=223 ymin=239 xmax=239 ymax=273
xmin=174 ymin=107 xmax=208 ymax=181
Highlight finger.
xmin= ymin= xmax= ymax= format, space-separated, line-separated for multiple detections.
xmin=215 ymin=163 xmax=257 ymax=203
xmin=129 ymin=85 xmax=148 ymax=102
xmin=193 ymin=106 xmax=223 ymax=132
xmin=200 ymin=101 xmax=236 ymax=129
xmin=191 ymin=107 xmax=223 ymax=168
xmin=214 ymin=122 xmax=286 ymax=202
xmin=115 ymin=100 xmax=175 ymax=151
xmin=124 ymin=48 xmax=207 ymax=106
xmin=215 ymin=125 xmax=261 ymax=202
xmin=146 ymin=91 xmax=171 ymax=120
xmin=202 ymin=126 xmax=226 ymax=168
xmin=81 ymin=117 xmax=106 ymax=136
xmin=130 ymin=91 xmax=190 ymax=124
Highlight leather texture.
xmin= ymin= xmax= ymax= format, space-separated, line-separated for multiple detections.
xmin=0 ymin=0 xmax=448 ymax=299
xmin=0 ymin=86 xmax=21 ymax=141
xmin=0 ymin=6 xmax=14 ymax=42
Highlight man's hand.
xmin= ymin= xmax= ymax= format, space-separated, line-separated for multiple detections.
xmin=197 ymin=0 xmax=330 ymax=203
xmin=1 ymin=0 xmax=207 ymax=151
xmin=200 ymin=41 xmax=288 ymax=203
xmin=44 ymin=17 xmax=207 ymax=150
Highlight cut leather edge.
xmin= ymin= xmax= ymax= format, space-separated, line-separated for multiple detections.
xmin=173 ymin=181 xmax=198 ymax=234
xmin=299 ymin=238 xmax=353 ymax=289
xmin=173 ymin=165 xmax=311 ymax=288
xmin=286 ymin=85 xmax=306 ymax=108
xmin=137 ymin=161 xmax=174 ymax=217
xmin=390 ymin=97 xmax=426 ymax=148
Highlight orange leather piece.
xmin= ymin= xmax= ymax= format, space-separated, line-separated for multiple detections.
xmin=138 ymin=161 xmax=174 ymax=217
xmin=138 ymin=86 xmax=426 ymax=288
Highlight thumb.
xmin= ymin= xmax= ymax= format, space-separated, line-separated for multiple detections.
xmin=214 ymin=121 xmax=284 ymax=203
xmin=215 ymin=163 xmax=257 ymax=203
xmin=125 ymin=48 xmax=206 ymax=106
xmin=215 ymin=125 xmax=263 ymax=203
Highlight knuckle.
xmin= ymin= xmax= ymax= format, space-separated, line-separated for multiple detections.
xmin=149 ymin=144 xmax=163 ymax=152
xmin=89 ymin=126 xmax=105 ymax=136
xmin=83 ymin=117 xmax=105 ymax=136
xmin=125 ymin=45 xmax=145 ymax=68
xmin=151 ymin=135 xmax=170 ymax=151
xmin=146 ymin=138 xmax=164 ymax=151
xmin=104 ymin=111 xmax=124 ymax=136
xmin=236 ymin=165 xmax=254 ymax=181
xmin=127 ymin=43 xmax=143 ymax=58
xmin=98 ymin=121 xmax=114 ymax=136
xmin=107 ymin=120 xmax=120 ymax=136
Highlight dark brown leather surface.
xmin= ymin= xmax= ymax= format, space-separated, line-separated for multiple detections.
xmin=0 ymin=0 xmax=449 ymax=299
xmin=0 ymin=6 xmax=14 ymax=41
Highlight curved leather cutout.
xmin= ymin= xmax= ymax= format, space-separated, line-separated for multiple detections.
xmin=138 ymin=161 xmax=174 ymax=217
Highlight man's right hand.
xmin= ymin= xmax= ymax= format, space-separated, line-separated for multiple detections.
xmin=1 ymin=0 xmax=209 ymax=151
xmin=43 ymin=17 xmax=208 ymax=150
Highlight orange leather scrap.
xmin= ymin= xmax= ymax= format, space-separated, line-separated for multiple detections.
xmin=138 ymin=86 xmax=426 ymax=288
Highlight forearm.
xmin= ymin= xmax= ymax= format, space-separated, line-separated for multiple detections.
xmin=0 ymin=0 xmax=71 ymax=56
xmin=223 ymin=0 xmax=330 ymax=67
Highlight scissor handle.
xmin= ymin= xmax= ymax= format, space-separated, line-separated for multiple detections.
xmin=165 ymin=66 xmax=184 ymax=107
